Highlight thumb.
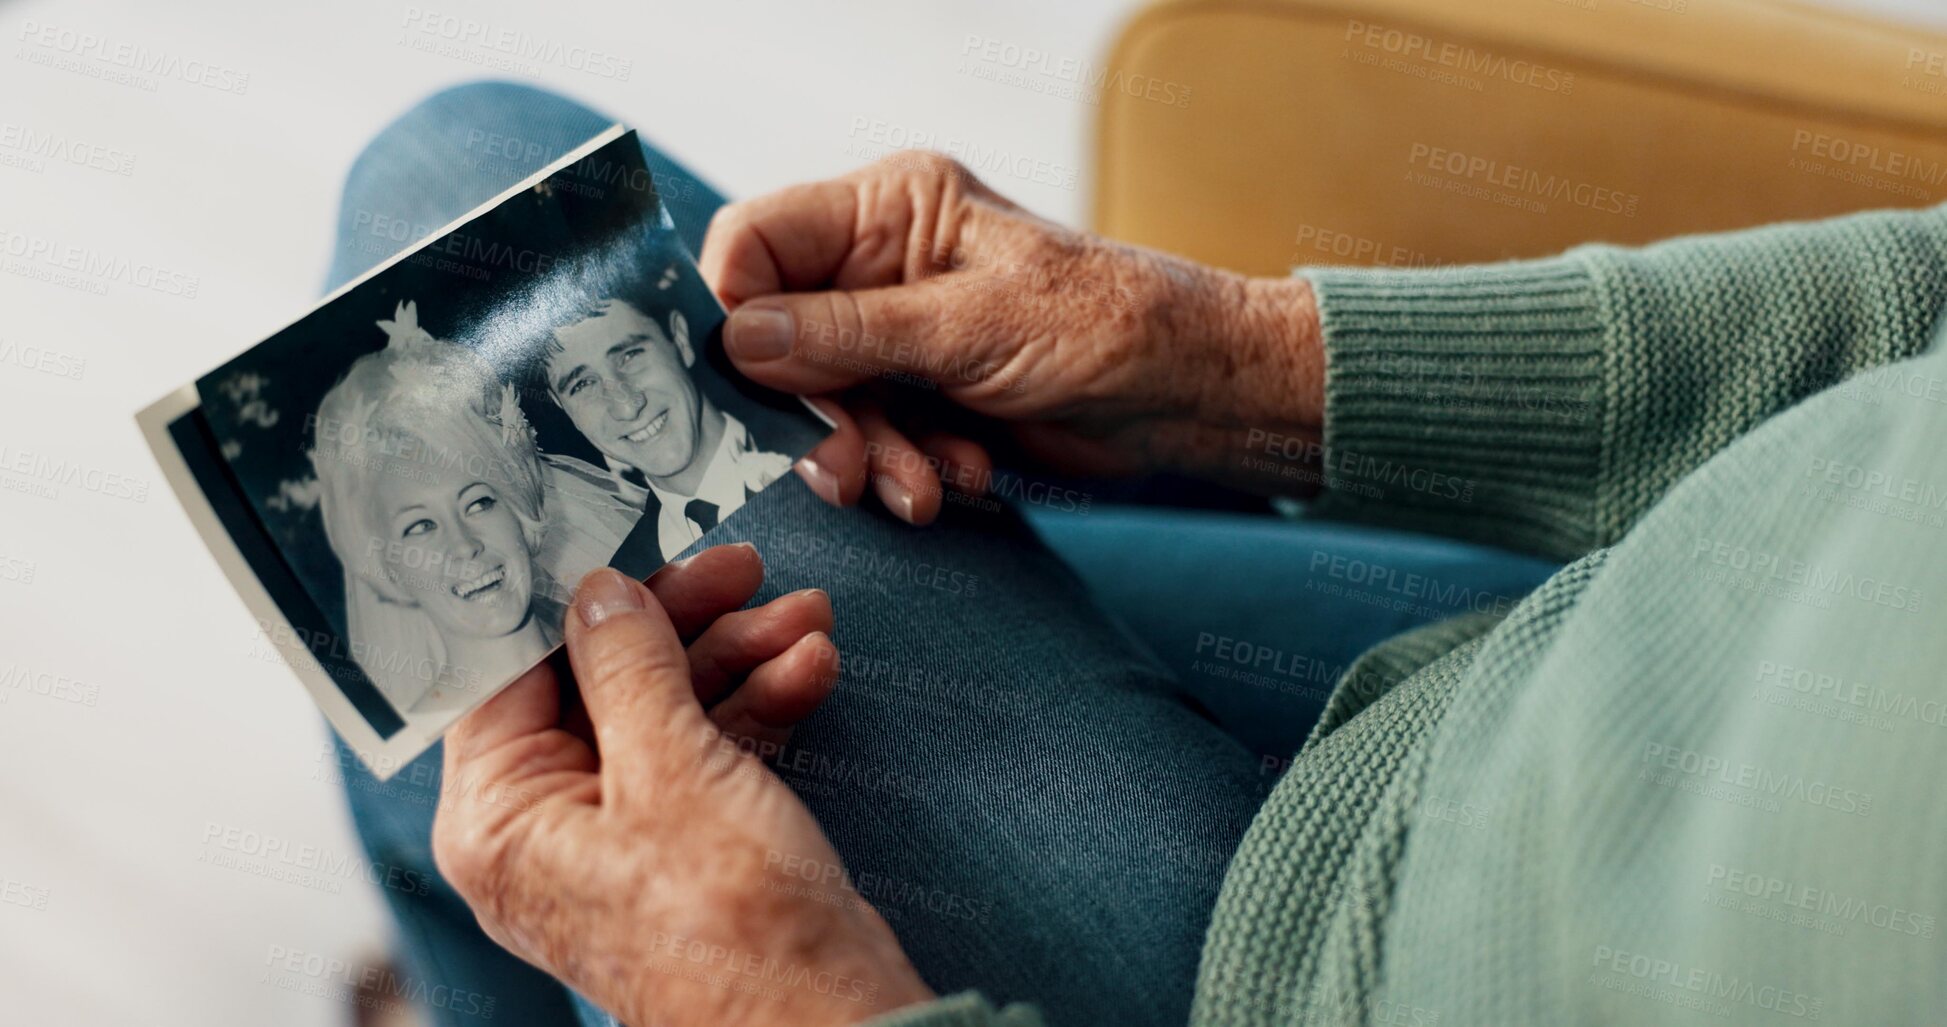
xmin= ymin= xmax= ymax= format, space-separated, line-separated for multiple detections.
xmin=565 ymin=567 xmax=716 ymax=805
xmin=723 ymin=283 xmax=988 ymax=396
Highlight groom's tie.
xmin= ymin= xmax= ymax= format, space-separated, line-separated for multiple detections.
xmin=684 ymin=497 xmax=719 ymax=534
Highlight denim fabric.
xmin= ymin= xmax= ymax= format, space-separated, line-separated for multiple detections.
xmin=1025 ymin=508 xmax=1561 ymax=760
xmin=324 ymin=81 xmax=1273 ymax=1027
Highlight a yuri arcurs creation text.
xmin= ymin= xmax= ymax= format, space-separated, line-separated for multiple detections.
xmin=138 ymin=127 xmax=831 ymax=776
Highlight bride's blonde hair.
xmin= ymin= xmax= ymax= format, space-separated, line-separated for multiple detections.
xmin=309 ymin=301 xmax=556 ymax=712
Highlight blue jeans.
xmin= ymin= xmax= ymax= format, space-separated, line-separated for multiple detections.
xmin=326 ymin=81 xmax=1559 ymax=1027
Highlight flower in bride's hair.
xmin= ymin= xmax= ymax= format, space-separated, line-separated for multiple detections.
xmin=495 ymin=382 xmax=537 ymax=450
xmin=375 ymin=301 xmax=437 ymax=353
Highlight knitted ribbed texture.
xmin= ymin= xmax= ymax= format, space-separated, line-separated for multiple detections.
xmin=866 ymin=205 xmax=1947 ymax=1027
xmin=1306 ymin=258 xmax=1608 ymax=558
xmin=1309 ymin=206 xmax=1947 ymax=561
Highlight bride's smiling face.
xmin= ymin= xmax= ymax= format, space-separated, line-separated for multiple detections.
xmin=367 ymin=462 xmax=534 ymax=641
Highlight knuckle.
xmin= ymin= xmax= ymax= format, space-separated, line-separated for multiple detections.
xmin=894 ymin=149 xmax=970 ymax=184
xmin=586 ymin=624 xmax=688 ymax=690
xmin=431 ymin=806 xmax=501 ymax=901
xmin=703 ymin=200 xmax=749 ymax=239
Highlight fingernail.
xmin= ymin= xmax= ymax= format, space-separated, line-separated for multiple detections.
xmin=726 ymin=304 xmax=795 ymax=361
xmin=881 ymin=481 xmax=916 ymax=523
xmin=576 ymin=568 xmax=643 ymax=629
xmin=797 ymin=456 xmax=841 ymax=505
xmin=792 ymin=587 xmax=829 ymax=602
xmin=674 ymin=540 xmax=756 ymax=573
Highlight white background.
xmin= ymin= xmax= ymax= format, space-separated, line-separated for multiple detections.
xmin=2 ymin=0 xmax=1942 ymax=1024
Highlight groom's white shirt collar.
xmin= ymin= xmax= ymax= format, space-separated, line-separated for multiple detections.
xmin=640 ymin=412 xmax=788 ymax=558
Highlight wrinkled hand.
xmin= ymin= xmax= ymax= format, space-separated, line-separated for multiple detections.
xmin=700 ymin=151 xmax=1324 ymax=524
xmin=432 ymin=545 xmax=934 ymax=1027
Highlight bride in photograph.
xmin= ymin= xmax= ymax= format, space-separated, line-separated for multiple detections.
xmin=309 ymin=301 xmax=637 ymax=716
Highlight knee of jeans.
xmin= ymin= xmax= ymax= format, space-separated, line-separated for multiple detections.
xmin=348 ymin=80 xmax=608 ymax=180
xmin=329 ymin=81 xmax=612 ymax=288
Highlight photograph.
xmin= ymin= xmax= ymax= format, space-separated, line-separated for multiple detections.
xmin=151 ymin=126 xmax=829 ymax=767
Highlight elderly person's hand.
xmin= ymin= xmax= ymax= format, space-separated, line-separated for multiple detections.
xmin=701 ymin=152 xmax=1325 ymax=524
xmin=432 ymin=546 xmax=934 ymax=1027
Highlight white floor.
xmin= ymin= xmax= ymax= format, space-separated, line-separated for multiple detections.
xmin=2 ymin=0 xmax=1941 ymax=1024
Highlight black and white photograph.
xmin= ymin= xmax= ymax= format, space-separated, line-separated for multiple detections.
xmin=140 ymin=127 xmax=829 ymax=770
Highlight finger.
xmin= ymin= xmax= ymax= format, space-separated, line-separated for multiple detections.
xmin=724 ymin=283 xmax=978 ymax=397
xmin=856 ymin=403 xmax=942 ymax=525
xmin=794 ymin=398 xmax=867 ymax=508
xmin=443 ymin=658 xmax=567 ymax=773
xmin=708 ymin=632 xmax=841 ymax=753
xmin=644 ymin=542 xmax=765 ymax=640
xmin=699 ymin=178 xmax=883 ymax=307
xmin=919 ymin=433 xmax=994 ymax=498
xmin=688 ymin=588 xmax=834 ymax=704
xmin=564 ymin=568 xmax=716 ymax=801
xmin=434 ymin=657 xmax=598 ymax=915
xmin=701 ymin=152 xmax=994 ymax=308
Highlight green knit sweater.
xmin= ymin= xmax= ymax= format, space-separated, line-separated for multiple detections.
xmin=872 ymin=204 xmax=1947 ymax=1026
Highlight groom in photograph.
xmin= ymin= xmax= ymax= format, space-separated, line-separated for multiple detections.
xmin=542 ymin=295 xmax=794 ymax=560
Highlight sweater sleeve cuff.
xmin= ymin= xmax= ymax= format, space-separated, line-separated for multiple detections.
xmin=1300 ymin=254 xmax=1610 ymax=558
xmin=864 ymin=991 xmax=1046 ymax=1027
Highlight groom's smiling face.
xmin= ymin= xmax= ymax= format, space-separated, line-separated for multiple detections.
xmin=546 ymin=299 xmax=703 ymax=479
